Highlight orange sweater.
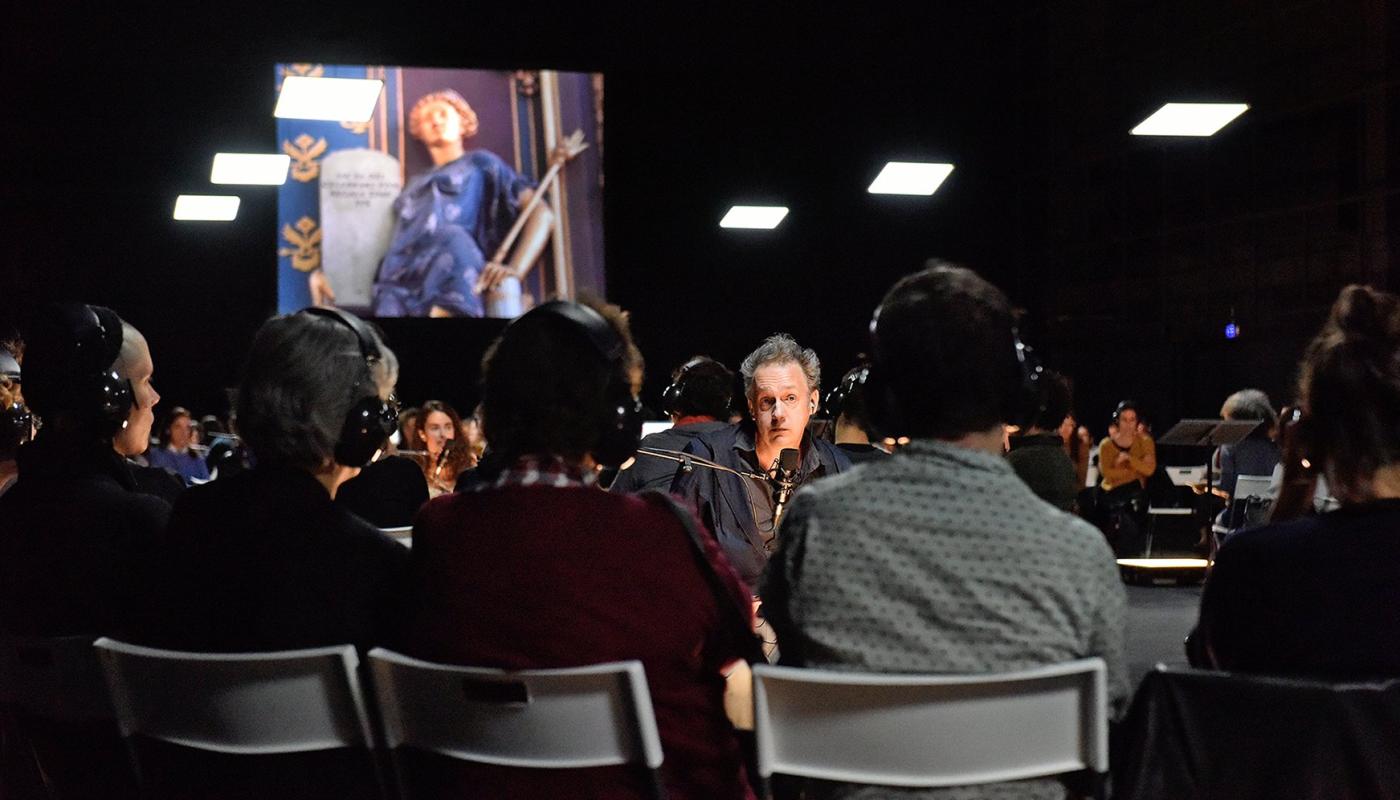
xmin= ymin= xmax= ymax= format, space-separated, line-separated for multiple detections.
xmin=1099 ymin=434 xmax=1156 ymax=491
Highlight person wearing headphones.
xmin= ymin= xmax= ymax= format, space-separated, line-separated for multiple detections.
xmin=136 ymin=309 xmax=408 ymax=664
xmin=762 ymin=263 xmax=1127 ymax=800
xmin=401 ymin=299 xmax=760 ymax=800
xmin=0 ymin=344 xmax=28 ymax=496
xmin=610 ymin=355 xmax=736 ymax=493
xmin=826 ymin=363 xmax=890 ymax=464
xmin=670 ymin=334 xmax=851 ymax=594
xmin=1099 ymin=400 xmax=1156 ymax=494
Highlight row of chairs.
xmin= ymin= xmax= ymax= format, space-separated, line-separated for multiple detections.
xmin=1 ymin=636 xmax=1109 ymax=798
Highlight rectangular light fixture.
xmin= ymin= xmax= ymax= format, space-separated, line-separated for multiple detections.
xmin=719 ymin=205 xmax=789 ymax=230
xmin=210 ymin=153 xmax=291 ymax=185
xmin=867 ymin=161 xmax=955 ymax=195
xmin=1130 ymin=103 xmax=1249 ymax=137
xmin=274 ymin=76 xmax=383 ymax=122
xmin=173 ymin=195 xmax=240 ymax=221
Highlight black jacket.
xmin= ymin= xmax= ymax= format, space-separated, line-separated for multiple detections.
xmin=136 ymin=465 xmax=410 ymax=653
xmin=0 ymin=436 xmax=171 ymax=637
xmin=609 ymin=420 xmax=732 ymax=493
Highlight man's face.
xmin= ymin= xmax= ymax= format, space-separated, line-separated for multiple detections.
xmin=113 ymin=336 xmax=159 ymax=457
xmin=169 ymin=415 xmax=192 ymax=450
xmin=417 ymin=101 xmax=464 ymax=147
xmin=748 ymin=362 xmax=818 ymax=456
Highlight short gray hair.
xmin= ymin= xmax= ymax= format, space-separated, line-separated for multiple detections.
xmin=1221 ymin=388 xmax=1276 ymax=426
xmin=740 ymin=333 xmax=820 ymax=400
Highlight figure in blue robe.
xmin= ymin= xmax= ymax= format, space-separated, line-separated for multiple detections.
xmin=372 ymin=150 xmax=534 ymax=317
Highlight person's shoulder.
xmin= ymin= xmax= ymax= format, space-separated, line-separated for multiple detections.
xmin=465 ymin=149 xmax=513 ymax=171
xmin=813 ymin=437 xmax=853 ymax=470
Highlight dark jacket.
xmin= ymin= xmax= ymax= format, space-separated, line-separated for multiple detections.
xmin=671 ymin=423 xmax=851 ymax=592
xmin=335 ymin=454 xmax=430 ymax=528
xmin=1007 ymin=432 xmax=1079 ymax=512
xmin=136 ymin=465 xmax=409 ymax=653
xmin=0 ymin=435 xmax=171 ymax=637
xmin=610 ymin=420 xmax=732 ymax=493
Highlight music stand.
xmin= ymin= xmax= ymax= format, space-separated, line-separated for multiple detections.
xmin=1156 ymin=418 xmax=1262 ymax=495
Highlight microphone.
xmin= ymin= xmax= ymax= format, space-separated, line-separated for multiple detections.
xmin=771 ymin=447 xmax=800 ymax=527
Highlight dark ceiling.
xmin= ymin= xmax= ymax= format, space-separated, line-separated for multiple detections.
xmin=3 ymin=2 xmax=1396 ymax=433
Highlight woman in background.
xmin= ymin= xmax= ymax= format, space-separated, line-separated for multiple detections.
xmin=415 ymin=399 xmax=473 ymax=495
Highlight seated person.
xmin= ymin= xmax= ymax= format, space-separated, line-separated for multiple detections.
xmin=610 ymin=355 xmax=735 ymax=493
xmin=1098 ymin=400 xmax=1156 ymax=496
xmin=1193 ymin=285 xmax=1400 ymax=680
xmin=335 ymin=452 xmax=429 ymax=528
xmin=671 ymin=334 xmax=851 ymax=593
xmin=137 ymin=308 xmax=409 ymax=655
xmin=0 ymin=346 xmax=28 ymax=496
xmin=1215 ymin=388 xmax=1281 ymax=500
xmin=827 ymin=364 xmax=890 ymax=464
xmin=411 ymin=399 xmax=473 ymax=497
xmin=402 ymin=300 xmax=758 ymax=800
xmin=1007 ymin=370 xmax=1079 ymax=511
xmin=762 ymin=262 xmax=1128 ymax=800
xmin=146 ymin=405 xmax=211 ymax=484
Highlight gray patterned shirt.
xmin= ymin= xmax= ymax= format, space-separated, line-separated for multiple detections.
xmin=761 ymin=439 xmax=1128 ymax=800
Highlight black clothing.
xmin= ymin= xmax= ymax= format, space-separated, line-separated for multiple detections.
xmin=1006 ymin=432 xmax=1078 ymax=511
xmin=0 ymin=436 xmax=170 ymax=637
xmin=670 ymin=423 xmax=851 ymax=592
xmin=1194 ymin=499 xmax=1400 ymax=680
xmin=835 ymin=442 xmax=889 ymax=465
xmin=610 ymin=419 xmax=732 ymax=493
xmin=137 ymin=466 xmax=409 ymax=653
xmin=335 ymin=455 xmax=429 ymax=528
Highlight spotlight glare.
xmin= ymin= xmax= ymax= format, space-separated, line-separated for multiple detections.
xmin=719 ymin=205 xmax=789 ymax=230
xmin=210 ymin=153 xmax=291 ymax=185
xmin=867 ymin=161 xmax=954 ymax=195
xmin=1131 ymin=103 xmax=1249 ymax=137
xmin=274 ymin=76 xmax=383 ymax=122
xmin=173 ymin=195 xmax=240 ymax=221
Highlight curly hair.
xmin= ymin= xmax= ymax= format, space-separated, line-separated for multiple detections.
xmin=407 ymin=90 xmax=480 ymax=143
xmin=740 ymin=334 xmax=820 ymax=401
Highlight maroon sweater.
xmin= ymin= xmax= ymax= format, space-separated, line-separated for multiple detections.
xmin=402 ymin=485 xmax=756 ymax=800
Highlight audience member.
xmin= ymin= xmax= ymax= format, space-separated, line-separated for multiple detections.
xmin=0 ymin=304 xmax=168 ymax=637
xmin=397 ymin=405 xmax=421 ymax=452
xmin=671 ymin=334 xmax=851 ymax=592
xmin=1007 ymin=369 xmax=1079 ymax=511
xmin=335 ymin=452 xmax=430 ymax=528
xmin=402 ymin=299 xmax=759 ymax=799
xmin=1193 ymin=285 xmax=1400 ymax=680
xmin=762 ymin=263 xmax=1127 ymax=800
xmin=0 ymin=347 xmax=28 ymax=496
xmin=1214 ymin=388 xmax=1281 ymax=499
xmin=1060 ymin=411 xmax=1092 ymax=489
xmin=1098 ymin=400 xmax=1156 ymax=494
xmin=137 ymin=308 xmax=408 ymax=654
xmin=826 ymin=364 xmax=890 ymax=464
xmin=146 ymin=405 xmax=211 ymax=483
xmin=611 ymin=355 xmax=735 ymax=492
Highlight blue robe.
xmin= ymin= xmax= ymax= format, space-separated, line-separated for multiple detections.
xmin=372 ymin=151 xmax=533 ymax=317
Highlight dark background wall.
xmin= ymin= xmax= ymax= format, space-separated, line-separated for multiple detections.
xmin=2 ymin=3 xmax=1395 ymax=442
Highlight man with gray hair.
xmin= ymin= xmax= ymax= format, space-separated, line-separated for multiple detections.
xmin=671 ymin=333 xmax=851 ymax=593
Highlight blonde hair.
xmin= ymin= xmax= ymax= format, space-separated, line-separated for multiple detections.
xmin=407 ymin=90 xmax=479 ymax=142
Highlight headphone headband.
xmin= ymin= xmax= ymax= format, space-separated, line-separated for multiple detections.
xmin=296 ymin=306 xmax=397 ymax=467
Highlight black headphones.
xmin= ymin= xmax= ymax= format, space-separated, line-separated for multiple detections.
xmin=661 ymin=357 xmax=708 ymax=417
xmin=862 ymin=305 xmax=1043 ymax=438
xmin=298 ymin=307 xmax=400 ymax=467
xmin=508 ymin=301 xmax=642 ymax=468
xmin=44 ymin=304 xmax=135 ymax=436
xmin=823 ymin=363 xmax=869 ymax=421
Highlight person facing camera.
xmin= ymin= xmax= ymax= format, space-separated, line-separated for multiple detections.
xmin=1193 ymin=285 xmax=1400 ymax=680
xmin=146 ymin=406 xmax=210 ymax=484
xmin=0 ymin=303 xmax=167 ymax=638
xmin=761 ymin=262 xmax=1127 ymax=800
xmin=137 ymin=308 xmax=409 ymax=655
xmin=402 ymin=299 xmax=760 ymax=800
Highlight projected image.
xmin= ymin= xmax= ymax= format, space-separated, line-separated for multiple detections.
xmin=275 ymin=65 xmax=605 ymax=318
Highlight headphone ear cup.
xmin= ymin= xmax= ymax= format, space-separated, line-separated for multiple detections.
xmin=594 ymin=389 xmax=642 ymax=468
xmin=334 ymin=397 xmax=397 ymax=467
xmin=860 ymin=366 xmax=902 ymax=440
xmin=92 ymin=371 xmax=134 ymax=436
xmin=660 ymin=381 xmax=683 ymax=417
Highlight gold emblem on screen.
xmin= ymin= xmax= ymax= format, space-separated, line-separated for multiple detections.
xmin=283 ymin=134 xmax=328 ymax=182
xmin=281 ymin=64 xmax=324 ymax=79
xmin=278 ymin=216 xmax=322 ymax=272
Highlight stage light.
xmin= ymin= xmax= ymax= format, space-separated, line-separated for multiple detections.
xmin=173 ymin=195 xmax=240 ymax=221
xmin=210 ymin=153 xmax=291 ymax=185
xmin=867 ymin=161 xmax=954 ymax=195
xmin=274 ymin=76 xmax=383 ymax=122
xmin=1224 ymin=323 xmax=1240 ymax=339
xmin=720 ymin=205 xmax=789 ymax=230
xmin=1130 ymin=103 xmax=1249 ymax=137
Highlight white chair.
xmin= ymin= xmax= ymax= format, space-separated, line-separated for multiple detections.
xmin=92 ymin=637 xmax=384 ymax=796
xmin=379 ymin=526 xmax=413 ymax=547
xmin=367 ymin=648 xmax=665 ymax=799
xmin=0 ymin=634 xmax=112 ymax=721
xmin=752 ymin=658 xmax=1108 ymax=798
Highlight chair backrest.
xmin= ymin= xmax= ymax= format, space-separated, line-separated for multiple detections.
xmin=379 ymin=526 xmax=413 ymax=547
xmin=0 ymin=634 xmax=112 ymax=721
xmin=1232 ymin=474 xmax=1274 ymax=501
xmin=367 ymin=648 xmax=663 ymax=771
xmin=92 ymin=637 xmax=374 ymax=755
xmin=752 ymin=658 xmax=1107 ymax=789
xmin=1115 ymin=666 xmax=1400 ymax=800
